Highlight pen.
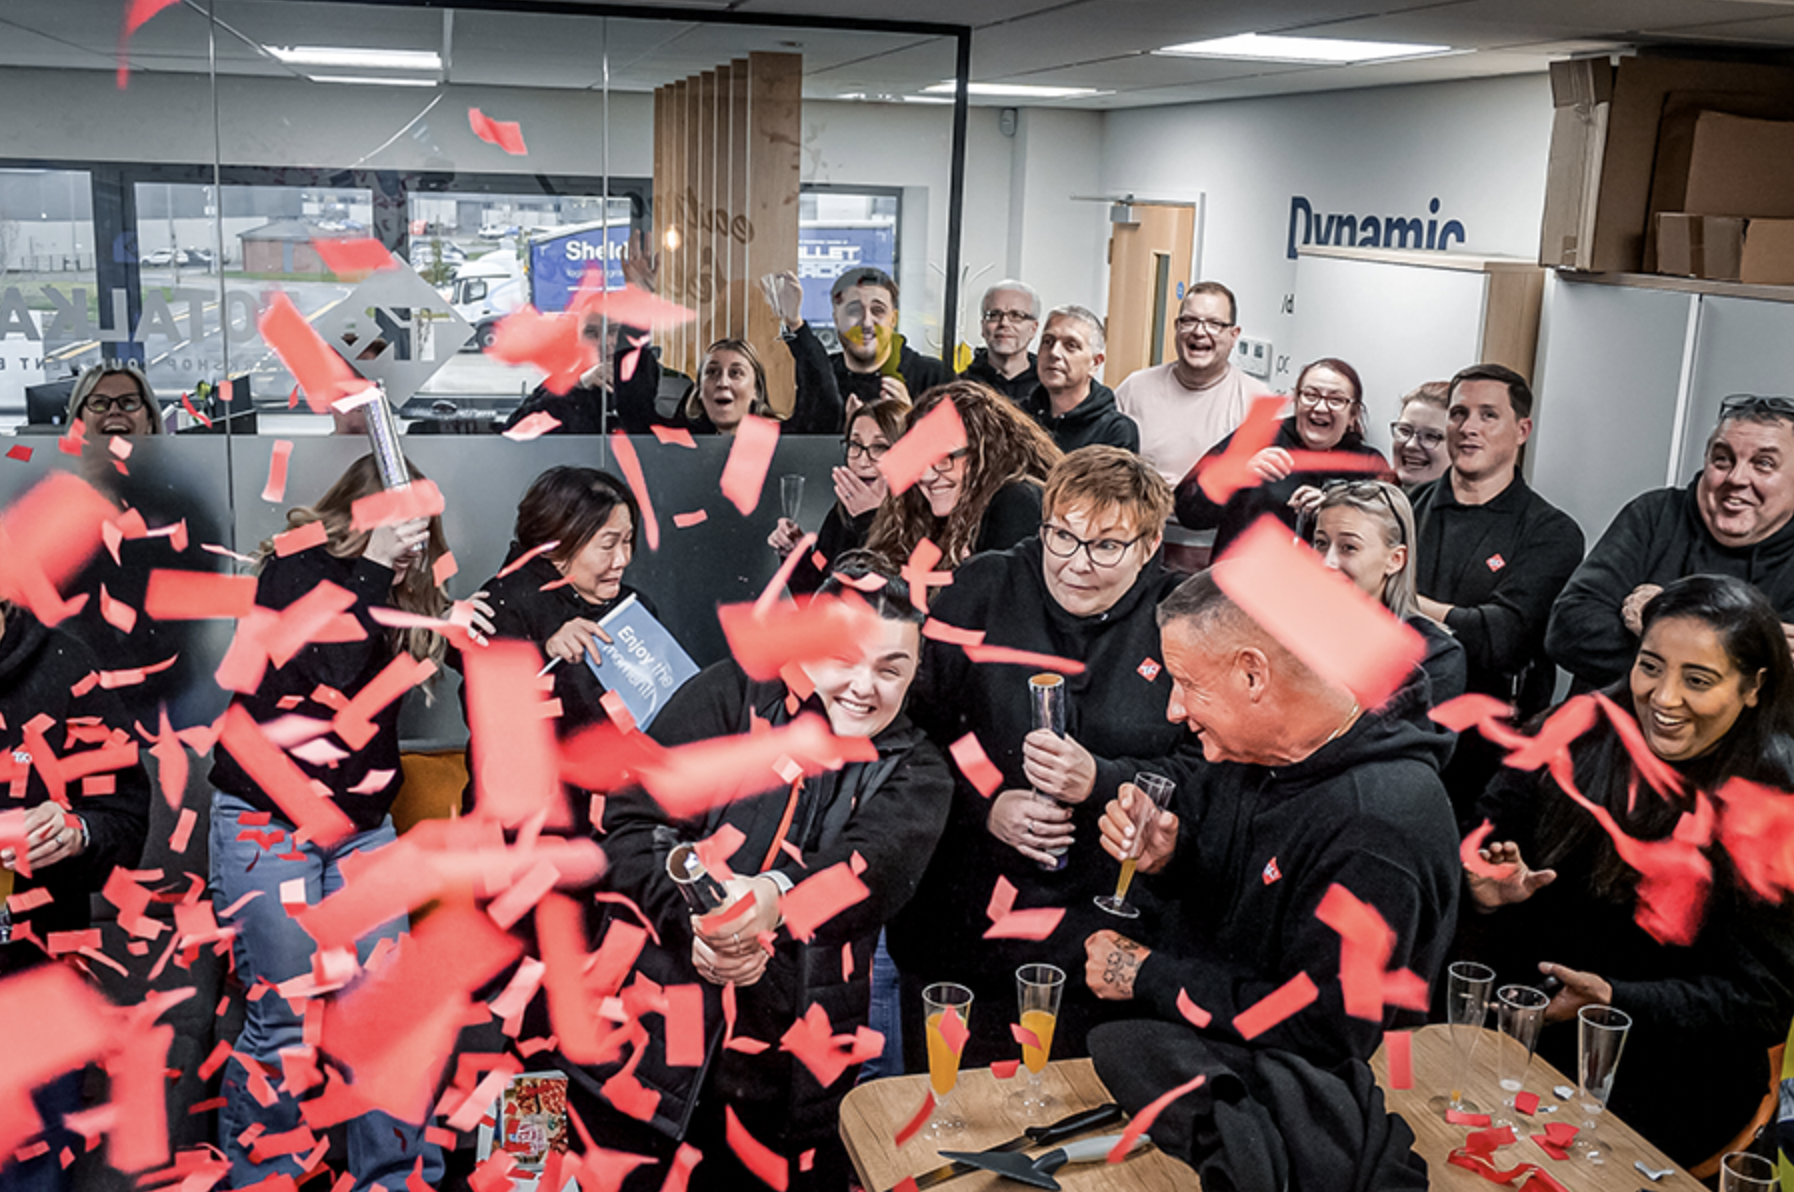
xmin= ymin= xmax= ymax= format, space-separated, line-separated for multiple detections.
xmin=536 ymin=657 xmax=563 ymax=678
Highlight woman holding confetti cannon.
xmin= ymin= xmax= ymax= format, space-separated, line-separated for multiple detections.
xmin=207 ymin=454 xmax=490 ymax=1191
xmin=1460 ymin=574 xmax=1794 ymax=1166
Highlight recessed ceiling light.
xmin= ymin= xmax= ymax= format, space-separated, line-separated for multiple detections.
xmin=1154 ymin=33 xmax=1454 ymax=64
xmin=267 ymin=46 xmax=442 ymax=70
xmin=902 ymin=95 xmax=955 ymax=104
xmin=922 ymin=81 xmax=1101 ymax=99
xmin=306 ymin=74 xmax=439 ymax=87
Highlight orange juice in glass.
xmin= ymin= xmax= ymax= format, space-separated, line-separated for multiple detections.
xmin=921 ymin=982 xmax=973 ymax=1138
xmin=1095 ymin=772 xmax=1175 ymax=919
xmin=1006 ymin=964 xmax=1065 ymax=1119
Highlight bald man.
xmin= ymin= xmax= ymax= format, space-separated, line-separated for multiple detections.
xmin=1082 ymin=569 xmax=1459 ymax=1067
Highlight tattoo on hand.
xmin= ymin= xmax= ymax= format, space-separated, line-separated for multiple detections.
xmin=1101 ymin=937 xmax=1140 ymax=994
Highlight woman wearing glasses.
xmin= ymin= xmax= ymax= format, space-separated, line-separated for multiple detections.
xmin=1390 ymin=380 xmax=1451 ymax=487
xmin=1311 ymin=479 xmax=1466 ymax=706
xmin=1175 ymin=357 xmax=1390 ymax=557
xmin=887 ymin=446 xmax=1204 ymax=1068
xmin=66 ymin=360 xmax=164 ymax=436
xmin=867 ymin=380 xmax=1061 ymax=569
xmin=768 ymin=396 xmax=909 ymax=594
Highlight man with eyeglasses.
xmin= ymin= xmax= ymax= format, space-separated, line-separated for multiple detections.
xmin=767 ymin=266 xmax=951 ymax=422
xmin=1408 ymin=363 xmax=1583 ymax=822
xmin=960 ymin=279 xmax=1042 ymax=403
xmin=1115 ymin=281 xmax=1272 ymax=570
xmin=1549 ymin=393 xmax=1794 ymax=687
xmin=1021 ymin=305 xmax=1139 ymax=454
xmin=66 ymin=360 xmax=164 ymax=437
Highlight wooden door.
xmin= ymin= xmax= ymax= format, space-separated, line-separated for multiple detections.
xmin=1105 ymin=203 xmax=1195 ymax=387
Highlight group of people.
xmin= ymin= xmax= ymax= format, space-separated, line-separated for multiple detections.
xmin=8 ymin=267 xmax=1794 ymax=1192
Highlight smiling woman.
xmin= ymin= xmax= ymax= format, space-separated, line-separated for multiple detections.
xmin=1460 ymin=573 xmax=1794 ymax=1168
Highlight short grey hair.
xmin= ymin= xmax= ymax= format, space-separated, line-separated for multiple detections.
xmin=981 ymin=280 xmax=1041 ymax=322
xmin=1044 ymin=304 xmax=1106 ymax=354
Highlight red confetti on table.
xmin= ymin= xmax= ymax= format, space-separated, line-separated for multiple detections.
xmin=272 ymin=521 xmax=329 ymax=559
xmin=609 ymin=432 xmax=660 ymax=552
xmin=724 ymin=1106 xmax=787 ymax=1191
xmin=6 ymin=445 xmax=30 ymax=462
xmin=1466 ymin=1125 xmax=1516 ymax=1152
xmin=893 ymin=1090 xmax=934 ymax=1148
xmin=877 ymin=400 xmax=965 ymax=495
xmin=469 ymin=108 xmax=529 ymax=155
xmin=947 ymin=733 xmax=1003 ymax=797
xmin=1213 ymin=517 xmax=1424 ymax=708
xmin=312 ymin=238 xmax=396 ymax=277
xmin=1446 ymin=1107 xmax=1492 ymax=1126
xmin=258 ymin=291 xmax=366 ymax=415
xmin=991 ymin=1059 xmax=1021 ymax=1080
xmin=650 ymin=425 xmax=696 ymax=448
xmin=501 ymin=411 xmax=562 ymax=442
xmin=1106 ymin=1073 xmax=1206 ymax=1164
xmin=1384 ymin=1029 xmax=1413 ymax=1089
xmin=1232 ymin=971 xmax=1319 ymax=1040
xmin=719 ymin=416 xmax=780 ymax=516
xmin=1176 ymin=988 xmax=1213 ymax=1029
xmin=1513 ymin=1090 xmax=1539 ymax=1115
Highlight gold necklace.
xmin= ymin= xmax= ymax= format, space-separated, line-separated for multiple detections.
xmin=1322 ymin=699 xmax=1362 ymax=747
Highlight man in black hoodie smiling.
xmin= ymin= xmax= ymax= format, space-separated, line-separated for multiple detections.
xmin=1085 ymin=569 xmax=1459 ymax=1069
xmin=1023 ymin=305 xmax=1139 ymax=454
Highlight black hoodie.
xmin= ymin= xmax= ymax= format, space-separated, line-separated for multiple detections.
xmin=888 ymin=537 xmax=1206 ymax=1066
xmin=785 ymin=321 xmax=951 ymax=421
xmin=960 ymin=348 xmax=1039 ymax=403
xmin=1548 ymin=477 xmax=1794 ymax=687
xmin=1176 ymin=418 xmax=1391 ymax=557
xmin=0 ymin=606 xmax=149 ymax=944
xmin=1131 ymin=670 xmax=1459 ymax=1070
xmin=1022 ymin=379 xmax=1140 ymax=454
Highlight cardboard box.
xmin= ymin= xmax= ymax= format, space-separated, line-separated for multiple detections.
xmin=1684 ymin=112 xmax=1794 ymax=218
xmin=1654 ymin=212 xmax=1794 ymax=285
xmin=1539 ymin=55 xmax=1794 ymax=273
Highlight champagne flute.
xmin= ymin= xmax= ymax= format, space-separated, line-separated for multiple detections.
xmin=1094 ymin=773 xmax=1174 ymax=918
xmin=1575 ymin=1004 xmax=1630 ymax=1166
xmin=922 ymin=982 xmax=974 ymax=1139
xmin=1028 ymin=673 xmax=1069 ymax=871
xmin=1491 ymin=984 xmax=1549 ymax=1127
xmin=1427 ymin=960 xmax=1494 ymax=1117
xmin=779 ymin=474 xmax=805 ymax=527
xmin=1005 ymin=964 xmax=1064 ymax=1120
xmin=1720 ymin=1152 xmax=1777 ymax=1191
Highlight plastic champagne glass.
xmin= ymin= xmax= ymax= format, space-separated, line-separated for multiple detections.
xmin=1028 ymin=673 xmax=1069 ymax=871
xmin=1005 ymin=964 xmax=1065 ymax=1120
xmin=1094 ymin=772 xmax=1175 ymax=918
xmin=1575 ymin=1004 xmax=1630 ymax=1165
xmin=1720 ymin=1152 xmax=1776 ymax=1191
xmin=1428 ymin=960 xmax=1494 ymax=1117
xmin=1492 ymin=984 xmax=1549 ymax=1127
xmin=922 ymin=982 xmax=974 ymax=1139
xmin=779 ymin=474 xmax=805 ymax=525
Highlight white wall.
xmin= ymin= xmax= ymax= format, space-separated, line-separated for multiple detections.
xmin=1097 ymin=73 xmax=1555 ymax=389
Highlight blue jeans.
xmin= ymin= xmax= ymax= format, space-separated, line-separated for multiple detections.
xmin=210 ymin=793 xmax=443 ymax=1192
xmin=861 ymin=930 xmax=906 ymax=1081
xmin=0 ymin=1071 xmax=83 ymax=1192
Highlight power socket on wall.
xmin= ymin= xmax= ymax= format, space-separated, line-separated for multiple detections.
xmin=1234 ymin=335 xmax=1273 ymax=380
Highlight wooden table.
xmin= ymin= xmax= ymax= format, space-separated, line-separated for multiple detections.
xmin=839 ymin=1059 xmax=1199 ymax=1191
xmin=1372 ymin=1024 xmax=1703 ymax=1190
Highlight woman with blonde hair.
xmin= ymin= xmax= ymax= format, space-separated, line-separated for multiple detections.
xmin=207 ymin=454 xmax=486 ymax=1190
xmin=66 ymin=359 xmax=164 ymax=436
xmin=867 ymin=379 xmax=1062 ymax=568
xmin=614 ymin=337 xmax=844 ymax=435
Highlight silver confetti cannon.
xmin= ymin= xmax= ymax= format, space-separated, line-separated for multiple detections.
xmin=362 ymin=381 xmax=411 ymax=492
xmin=667 ymin=842 xmax=729 ymax=915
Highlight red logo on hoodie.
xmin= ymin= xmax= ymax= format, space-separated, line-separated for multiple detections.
xmin=1262 ymin=857 xmax=1281 ymax=885
xmin=1486 ymin=554 xmax=1506 ymax=572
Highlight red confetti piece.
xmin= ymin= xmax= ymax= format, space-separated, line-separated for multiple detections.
xmin=1107 ymin=1073 xmax=1206 ymax=1164
xmin=650 ymin=425 xmax=696 ymax=448
xmin=632 ymin=714 xmax=877 ymax=821
xmin=664 ymin=983 xmax=706 ymax=1068
xmin=1193 ymin=394 xmax=1283 ymax=505
xmin=7 ymin=445 xmax=32 ymax=462
xmin=432 ymin=551 xmax=458 ymax=587
xmin=1716 ymin=777 xmax=1794 ymax=902
xmin=779 ymin=862 xmax=870 ymax=942
xmin=1553 ymin=766 xmax=1712 ymax=945
xmin=1592 ymin=689 xmax=1684 ymax=799
xmin=462 ymin=641 xmax=562 ymax=827
xmin=1213 ymin=517 xmax=1424 ymax=708
xmin=1459 ymin=819 xmax=1513 ymax=881
xmin=947 ymin=733 xmax=1003 ymax=797
xmin=1176 ymin=988 xmax=1212 ymax=1029
xmin=1500 ymin=694 xmax=1598 ymax=773
xmin=1466 ymin=1125 xmax=1516 ymax=1152
xmin=878 ymin=400 xmax=966 ymax=496
xmin=487 ymin=307 xmax=587 ymax=395
xmin=1232 ymin=971 xmax=1319 ymax=1040
xmin=568 ymin=279 xmax=698 ymax=334
xmin=349 ymin=480 xmax=446 ymax=532
xmin=719 ymin=416 xmax=780 ymax=517
xmin=495 ymin=541 xmax=558 ymax=580
xmin=900 ymin=538 xmax=950 ymax=613
xmin=99 ymin=584 xmax=136 ymax=635
xmin=501 ymin=412 xmax=562 ymax=442
xmin=1009 ymin=1021 xmax=1042 ymax=1051
xmin=991 ymin=1059 xmax=1021 ymax=1079
xmin=0 ymin=473 xmax=115 ymax=626
xmin=672 ymin=510 xmax=707 ymax=529
xmin=936 ymin=1004 xmax=969 ymax=1057
xmin=331 ymin=654 xmax=437 ymax=751
xmin=217 ymin=705 xmax=354 ymax=847
xmin=921 ymin=618 xmax=985 ymax=647
xmin=1514 ymin=1090 xmax=1539 ymax=1115
xmin=258 ymin=291 xmax=366 ymax=415
xmin=960 ymin=643 xmax=1088 ymax=674
xmin=468 ymin=108 xmax=528 ymax=155
xmin=1384 ymin=1029 xmax=1413 ymax=1089
xmin=311 ymin=238 xmax=396 ymax=276
xmin=778 ymin=1003 xmax=881 ymax=1089
xmin=144 ymin=570 xmax=256 ymax=620
xmin=717 ymin=596 xmax=880 ymax=682
xmin=724 ymin=1106 xmax=787 ymax=1191
xmin=262 ymin=440 xmax=293 ymax=503
xmin=272 ymin=521 xmax=329 ymax=558
xmin=1314 ymin=882 xmax=1396 ymax=1021
xmin=892 ymin=1089 xmax=934 ymax=1149
xmin=609 ymin=433 xmax=660 ymax=552
xmin=1445 ymin=1107 xmax=1492 ymax=1126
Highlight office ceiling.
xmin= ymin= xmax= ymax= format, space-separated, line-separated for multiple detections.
xmin=7 ymin=0 xmax=1794 ymax=110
